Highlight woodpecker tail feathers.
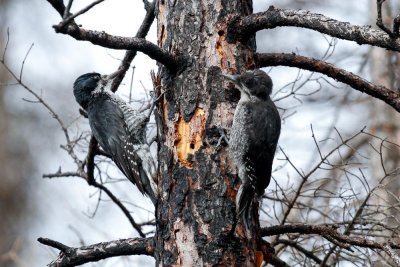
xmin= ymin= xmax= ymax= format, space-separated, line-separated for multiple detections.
xmin=236 ymin=182 xmax=256 ymax=231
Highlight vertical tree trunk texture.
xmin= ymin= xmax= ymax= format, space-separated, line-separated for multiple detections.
xmin=369 ymin=1 xmax=400 ymax=246
xmin=0 ymin=3 xmax=31 ymax=266
xmin=155 ymin=0 xmax=265 ymax=266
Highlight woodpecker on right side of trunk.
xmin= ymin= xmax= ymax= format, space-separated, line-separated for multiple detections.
xmin=222 ymin=69 xmax=281 ymax=230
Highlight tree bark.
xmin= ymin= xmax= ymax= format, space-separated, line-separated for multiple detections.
xmin=155 ymin=0 xmax=266 ymax=265
xmin=368 ymin=0 xmax=400 ymax=253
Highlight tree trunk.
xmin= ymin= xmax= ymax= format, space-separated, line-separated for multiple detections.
xmin=155 ymin=0 xmax=265 ymax=265
xmin=369 ymin=0 xmax=400 ymax=250
xmin=0 ymin=3 xmax=32 ymax=266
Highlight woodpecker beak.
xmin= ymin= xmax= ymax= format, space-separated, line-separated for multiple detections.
xmin=220 ymin=73 xmax=240 ymax=85
xmin=221 ymin=73 xmax=252 ymax=98
xmin=221 ymin=73 xmax=247 ymax=91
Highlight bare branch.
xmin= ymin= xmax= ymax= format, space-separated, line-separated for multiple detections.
xmin=19 ymin=43 xmax=34 ymax=81
xmin=43 ymin=171 xmax=82 ymax=178
xmin=376 ymin=0 xmax=394 ymax=37
xmin=261 ymin=224 xmax=400 ymax=250
xmin=55 ymin=0 xmax=105 ymax=30
xmin=46 ymin=0 xmax=182 ymax=72
xmin=227 ymin=6 xmax=400 ymax=52
xmin=68 ymin=26 xmax=180 ymax=71
xmin=63 ymin=0 xmax=73 ymax=19
xmin=1 ymin=44 xmax=148 ymax=238
xmin=37 ymin=238 xmax=70 ymax=253
xmin=86 ymin=137 xmax=147 ymax=237
xmin=383 ymin=242 xmax=400 ymax=266
xmin=43 ymin=139 xmax=147 ymax=238
xmin=0 ymin=50 xmax=82 ymax=167
xmin=276 ymin=239 xmax=323 ymax=264
xmin=394 ymin=15 xmax=400 ymax=36
xmin=255 ymin=52 xmax=400 ymax=113
xmin=37 ymin=237 xmax=154 ymax=267
xmin=1 ymin=28 xmax=9 ymax=61
xmin=110 ymin=0 xmax=157 ymax=92
xmin=47 ymin=0 xmax=67 ymax=17
xmin=269 ymin=255 xmax=291 ymax=267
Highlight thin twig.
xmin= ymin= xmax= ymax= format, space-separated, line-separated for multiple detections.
xmin=38 ymin=238 xmax=70 ymax=253
xmin=19 ymin=43 xmax=34 ymax=81
xmin=63 ymin=0 xmax=74 ymax=18
xmin=1 ymin=27 xmax=10 ymax=61
xmin=55 ymin=0 xmax=105 ymax=31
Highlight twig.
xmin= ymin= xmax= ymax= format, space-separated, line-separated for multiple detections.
xmin=376 ymin=0 xmax=394 ymax=37
xmin=277 ymin=129 xmax=365 ymax=227
xmin=43 ymin=139 xmax=147 ymax=238
xmin=227 ymin=6 xmax=400 ymax=50
xmin=37 ymin=238 xmax=70 ymax=253
xmin=255 ymin=52 xmax=400 ymax=113
xmin=110 ymin=0 xmax=157 ymax=92
xmin=91 ymin=179 xmax=147 ymax=237
xmin=394 ymin=15 xmax=400 ymax=36
xmin=383 ymin=242 xmax=400 ymax=266
xmin=262 ymin=224 xmax=400 ymax=250
xmin=46 ymin=0 xmax=182 ymax=72
xmin=63 ymin=0 xmax=73 ymax=18
xmin=1 ymin=45 xmax=81 ymax=167
xmin=19 ymin=43 xmax=34 ymax=82
xmin=43 ymin=171 xmax=82 ymax=178
xmin=276 ymin=239 xmax=323 ymax=265
xmin=55 ymin=0 xmax=105 ymax=31
xmin=38 ymin=237 xmax=154 ymax=267
xmin=1 ymin=27 xmax=9 ymax=61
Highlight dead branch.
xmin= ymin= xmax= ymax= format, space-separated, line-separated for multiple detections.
xmin=255 ymin=52 xmax=400 ymax=113
xmin=43 ymin=161 xmax=147 ymax=238
xmin=227 ymin=5 xmax=400 ymax=52
xmin=1 ymin=45 xmax=147 ymax=238
xmin=110 ymin=0 xmax=157 ymax=92
xmin=276 ymin=239 xmax=323 ymax=265
xmin=55 ymin=0 xmax=105 ymax=30
xmin=383 ymin=242 xmax=400 ymax=266
xmin=37 ymin=237 xmax=154 ymax=267
xmin=46 ymin=0 xmax=183 ymax=72
xmin=261 ymin=224 xmax=400 ymax=250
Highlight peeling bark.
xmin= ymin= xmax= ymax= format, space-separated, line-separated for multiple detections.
xmin=155 ymin=0 xmax=269 ymax=265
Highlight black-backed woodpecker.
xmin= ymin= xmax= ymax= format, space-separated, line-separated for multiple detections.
xmin=222 ymin=69 xmax=281 ymax=231
xmin=73 ymin=71 xmax=157 ymax=204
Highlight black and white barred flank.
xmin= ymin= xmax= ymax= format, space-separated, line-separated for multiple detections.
xmin=73 ymin=72 xmax=157 ymax=203
xmin=222 ymin=69 xmax=281 ymax=231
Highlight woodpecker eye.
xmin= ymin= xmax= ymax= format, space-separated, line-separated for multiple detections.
xmin=93 ymin=75 xmax=100 ymax=81
xmin=242 ymin=76 xmax=255 ymax=88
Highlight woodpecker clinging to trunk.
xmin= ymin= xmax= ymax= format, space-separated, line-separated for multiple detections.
xmin=222 ymin=69 xmax=281 ymax=231
xmin=73 ymin=71 xmax=158 ymax=204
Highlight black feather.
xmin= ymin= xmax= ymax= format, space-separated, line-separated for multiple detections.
xmin=226 ymin=69 xmax=281 ymax=232
xmin=73 ymin=73 xmax=157 ymax=204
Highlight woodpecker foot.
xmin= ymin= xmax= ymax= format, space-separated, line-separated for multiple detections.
xmin=143 ymin=91 xmax=165 ymax=121
xmin=215 ymin=128 xmax=229 ymax=150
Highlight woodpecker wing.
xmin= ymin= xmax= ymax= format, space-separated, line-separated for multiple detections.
xmin=87 ymin=95 xmax=146 ymax=194
xmin=232 ymin=97 xmax=281 ymax=230
xmin=246 ymin=98 xmax=281 ymax=194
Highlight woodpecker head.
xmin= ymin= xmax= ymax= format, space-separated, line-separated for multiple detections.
xmin=73 ymin=71 xmax=121 ymax=109
xmin=221 ymin=69 xmax=273 ymax=100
